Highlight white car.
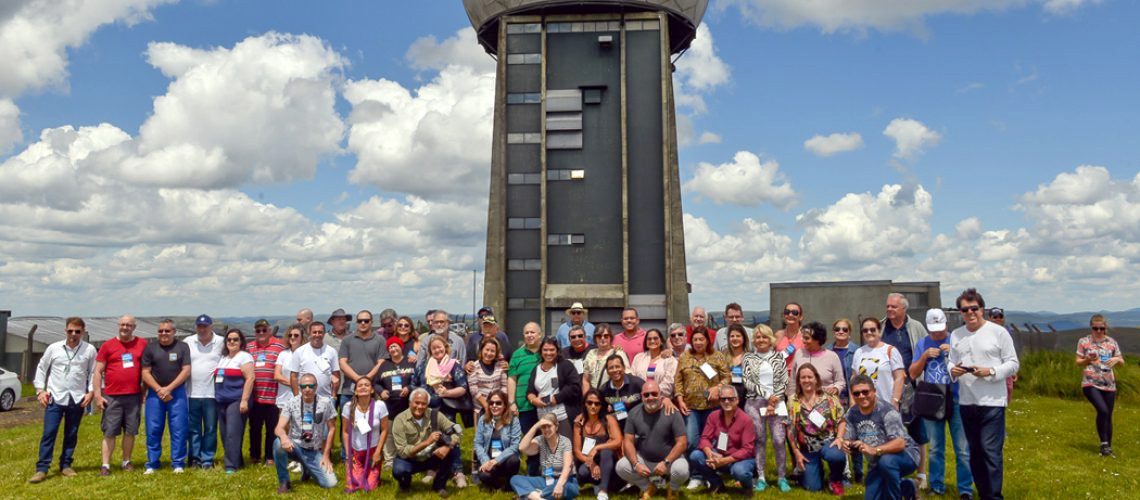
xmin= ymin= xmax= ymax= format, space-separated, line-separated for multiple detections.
xmin=0 ymin=366 xmax=21 ymax=411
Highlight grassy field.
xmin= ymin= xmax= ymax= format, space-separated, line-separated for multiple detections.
xmin=0 ymin=391 xmax=1135 ymax=499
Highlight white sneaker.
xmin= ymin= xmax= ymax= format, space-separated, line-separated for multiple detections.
xmin=288 ymin=461 xmax=302 ymax=473
xmin=422 ymin=471 xmax=436 ymax=484
xmin=686 ymin=478 xmax=704 ymax=490
xmin=143 ymin=468 xmax=155 ymax=475
xmin=597 ymin=492 xmax=610 ymax=500
xmin=173 ymin=468 xmax=184 ymax=474
xmin=917 ymin=473 xmax=929 ymax=491
xmin=454 ymin=472 xmax=468 ymax=488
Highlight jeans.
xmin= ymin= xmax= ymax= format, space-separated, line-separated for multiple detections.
xmin=36 ymin=399 xmax=85 ymax=472
xmin=743 ymin=399 xmax=787 ymax=480
xmin=925 ymin=398 xmax=973 ymax=495
xmin=518 ymin=409 xmax=540 ymax=475
xmin=510 ymin=474 xmax=580 ymax=499
xmin=248 ymin=401 xmax=279 ymax=462
xmin=689 ymin=450 xmax=755 ymax=490
xmin=864 ymin=452 xmax=917 ymax=500
xmin=1082 ymin=386 xmax=1116 ymax=445
xmin=216 ymin=399 xmax=246 ymax=470
xmin=576 ymin=448 xmax=617 ymax=491
xmin=187 ymin=398 xmax=218 ymax=465
xmin=393 ymin=446 xmax=460 ymax=491
xmin=961 ymin=405 xmax=1005 ymax=500
xmin=801 ymin=444 xmax=845 ymax=491
xmin=145 ymin=387 xmax=189 ymax=469
xmin=272 ymin=438 xmax=337 ymax=488
xmin=616 ymin=454 xmax=690 ymax=491
xmin=684 ymin=408 xmax=713 ymax=480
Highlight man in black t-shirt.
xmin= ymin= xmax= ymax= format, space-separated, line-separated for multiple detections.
xmin=140 ymin=319 xmax=192 ymax=473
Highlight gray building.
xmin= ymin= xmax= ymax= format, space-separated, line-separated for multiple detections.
xmin=769 ymin=280 xmax=942 ymax=337
xmin=465 ymin=1 xmax=706 ymax=337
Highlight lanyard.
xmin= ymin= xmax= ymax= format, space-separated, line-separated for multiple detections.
xmin=62 ymin=343 xmax=81 ymax=376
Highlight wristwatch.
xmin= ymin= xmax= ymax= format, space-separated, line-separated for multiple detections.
xmin=663 ymin=459 xmax=673 ymax=468
xmin=875 ymin=447 xmax=882 ymax=457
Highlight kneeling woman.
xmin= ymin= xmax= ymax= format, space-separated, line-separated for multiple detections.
xmin=341 ymin=377 xmax=389 ymax=493
xmin=788 ymin=364 xmax=847 ymax=495
xmin=511 ymin=414 xmax=579 ymax=500
xmin=474 ymin=390 xmax=522 ymax=491
xmin=573 ymin=389 xmax=623 ymax=500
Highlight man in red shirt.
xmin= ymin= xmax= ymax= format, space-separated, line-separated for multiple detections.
xmin=92 ymin=315 xmax=148 ymax=476
xmin=613 ymin=307 xmax=648 ymax=360
xmin=246 ymin=319 xmax=286 ymax=465
xmin=689 ymin=385 xmax=757 ymax=493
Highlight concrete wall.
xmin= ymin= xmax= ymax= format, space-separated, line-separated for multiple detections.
xmin=769 ymin=281 xmax=941 ymax=340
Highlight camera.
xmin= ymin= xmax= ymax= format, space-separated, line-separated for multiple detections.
xmin=302 ymin=431 xmax=314 ymax=442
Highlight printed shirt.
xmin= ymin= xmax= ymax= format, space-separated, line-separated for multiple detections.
xmin=600 ymin=375 xmax=645 ymax=417
xmin=96 ymin=336 xmax=148 ymax=396
xmin=852 ymin=343 xmax=905 ymax=400
xmin=674 ymin=351 xmax=730 ymax=410
xmin=467 ymin=360 xmax=509 ymax=413
xmin=741 ymin=350 xmax=787 ymax=400
xmin=508 ymin=346 xmax=541 ymax=411
xmin=1077 ymin=336 xmax=1120 ymax=391
xmin=843 ymin=399 xmax=920 ymax=466
xmin=582 ymin=347 xmax=628 ymax=389
xmin=247 ymin=338 xmax=286 ymax=404
xmin=284 ymin=396 xmax=335 ymax=451
xmin=789 ymin=393 xmax=843 ymax=453
xmin=913 ymin=336 xmax=957 ymax=396
xmin=374 ymin=358 xmax=416 ymax=413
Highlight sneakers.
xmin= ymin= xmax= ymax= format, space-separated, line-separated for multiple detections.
xmin=1100 ymin=443 xmax=1115 ymax=457
xmin=917 ymin=473 xmax=929 ymax=491
xmin=121 ymin=462 xmax=134 ymax=472
xmin=173 ymin=467 xmax=185 ymax=474
xmin=685 ymin=478 xmax=704 ymax=490
xmin=28 ymin=471 xmax=47 ymax=484
xmin=901 ymin=478 xmax=917 ymax=500
xmin=777 ymin=478 xmax=792 ymax=492
xmin=288 ymin=461 xmax=302 ymax=473
xmin=753 ymin=479 xmax=767 ymax=492
xmin=100 ymin=466 xmax=111 ymax=477
xmin=829 ymin=481 xmax=845 ymax=496
xmin=144 ymin=468 xmax=155 ymax=475
xmin=277 ymin=482 xmax=291 ymax=494
xmin=453 ymin=472 xmax=468 ymax=488
xmin=60 ymin=468 xmax=77 ymax=477
xmin=597 ymin=491 xmax=610 ymax=500
xmin=422 ymin=471 xmax=436 ymax=484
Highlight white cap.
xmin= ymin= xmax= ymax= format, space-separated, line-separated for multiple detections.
xmin=926 ymin=308 xmax=948 ymax=332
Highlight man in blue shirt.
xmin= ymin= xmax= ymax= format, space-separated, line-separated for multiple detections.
xmin=555 ymin=302 xmax=595 ymax=349
xmin=911 ymin=309 xmax=974 ymax=499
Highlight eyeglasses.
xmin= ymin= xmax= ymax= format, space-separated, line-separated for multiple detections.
xmin=66 ymin=329 xmax=83 ymax=334
xmin=959 ymin=305 xmax=982 ymax=313
xmin=585 ymin=401 xmax=602 ymax=407
xmin=299 ymin=384 xmax=316 ymax=390
xmin=861 ymin=328 xmax=878 ymax=334
xmin=642 ymin=391 xmax=659 ymax=397
xmin=851 ymin=389 xmax=872 ymax=397
xmin=833 ymin=327 xmax=849 ymax=333
xmin=783 ymin=309 xmax=801 ymax=316
xmin=1091 ymin=326 xmax=1107 ymax=332
xmin=157 ymin=329 xmax=173 ymax=333
xmin=226 ymin=338 xmax=241 ymax=343
xmin=357 ymin=319 xmax=372 ymax=324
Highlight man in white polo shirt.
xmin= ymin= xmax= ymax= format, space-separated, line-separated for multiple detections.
xmin=185 ymin=314 xmax=222 ymax=469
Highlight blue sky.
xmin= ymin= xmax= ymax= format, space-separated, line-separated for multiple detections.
xmin=0 ymin=0 xmax=1136 ymax=318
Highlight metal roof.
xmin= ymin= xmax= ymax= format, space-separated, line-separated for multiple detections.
xmin=6 ymin=317 xmax=195 ymax=347
xmin=463 ymin=0 xmax=708 ymax=54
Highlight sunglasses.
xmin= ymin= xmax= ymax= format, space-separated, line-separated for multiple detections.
xmin=597 ymin=334 xmax=612 ymax=339
xmin=783 ymin=309 xmax=801 ymax=316
xmin=158 ymin=329 xmax=173 ymax=333
xmin=569 ymin=334 xmax=585 ymax=340
xmin=288 ymin=334 xmax=302 ymax=339
xmin=226 ymin=338 xmax=241 ymax=343
xmin=851 ymin=389 xmax=872 ymax=397
xmin=1091 ymin=326 xmax=1107 ymax=332
xmin=489 ymin=401 xmax=505 ymax=407
xmin=255 ymin=327 xmax=269 ymax=332
xmin=299 ymin=384 xmax=317 ymax=390
xmin=861 ymin=328 xmax=878 ymax=334
xmin=66 ymin=329 xmax=83 ymax=334
xmin=959 ymin=305 xmax=982 ymax=313
xmin=719 ymin=396 xmax=737 ymax=402
xmin=669 ymin=332 xmax=685 ymax=338
xmin=397 ymin=323 xmax=412 ymax=329
xmin=585 ymin=401 xmax=602 ymax=407
xmin=642 ymin=391 xmax=659 ymax=398
xmin=833 ymin=327 xmax=849 ymax=333
xmin=357 ymin=319 xmax=372 ymax=324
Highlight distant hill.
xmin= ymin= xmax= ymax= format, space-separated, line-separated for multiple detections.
xmin=1004 ymin=308 xmax=1140 ymax=330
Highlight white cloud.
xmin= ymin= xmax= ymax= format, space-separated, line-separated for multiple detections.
xmin=797 ymin=183 xmax=933 ymax=266
xmin=675 ymin=24 xmax=731 ymax=92
xmin=683 ymin=151 xmax=797 ymax=208
xmin=697 ymin=132 xmax=722 ymax=144
xmin=344 ymin=28 xmax=495 ymax=200
xmin=1043 ymin=0 xmax=1102 ymax=15
xmin=0 ymin=0 xmax=174 ymax=96
xmin=0 ymin=98 xmax=20 ymax=153
xmin=883 ymin=118 xmax=942 ymax=160
xmin=1016 ymin=166 xmax=1140 ymax=249
xmin=803 ymin=132 xmax=863 ymax=157
xmin=406 ymin=27 xmax=495 ymax=74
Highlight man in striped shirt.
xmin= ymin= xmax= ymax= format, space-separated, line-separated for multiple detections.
xmin=246 ymin=318 xmax=286 ymax=465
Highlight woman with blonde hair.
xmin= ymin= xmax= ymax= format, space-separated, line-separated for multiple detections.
xmin=741 ymin=323 xmax=791 ymax=492
xmin=1076 ymin=314 xmax=1124 ymax=456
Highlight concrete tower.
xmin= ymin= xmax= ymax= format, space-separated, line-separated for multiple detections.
xmin=465 ymin=0 xmax=705 ymax=337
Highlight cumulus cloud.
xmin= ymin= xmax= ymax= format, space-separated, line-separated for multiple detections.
xmin=804 ymin=132 xmax=863 ymax=157
xmin=682 ymin=151 xmax=797 ymax=209
xmin=406 ymin=27 xmax=495 ymax=74
xmin=0 ymin=98 xmax=20 ymax=153
xmin=697 ymin=132 xmax=722 ymax=145
xmin=883 ymin=118 xmax=941 ymax=160
xmin=673 ymin=24 xmax=730 ymax=148
xmin=1015 ymin=166 xmax=1140 ymax=251
xmin=797 ymin=183 xmax=933 ymax=266
xmin=1043 ymin=0 xmax=1102 ymax=15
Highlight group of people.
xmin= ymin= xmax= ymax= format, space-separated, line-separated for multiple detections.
xmin=24 ymin=289 xmax=1120 ymax=499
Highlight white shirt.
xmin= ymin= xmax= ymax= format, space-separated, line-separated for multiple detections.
xmin=217 ymin=351 xmax=254 ymax=372
xmin=715 ymin=325 xmax=754 ymax=352
xmin=949 ymin=321 xmax=1019 ymax=407
xmin=852 ymin=343 xmax=905 ymax=400
xmin=276 ymin=349 xmax=295 ymax=409
xmin=34 ymin=340 xmax=97 ymax=405
xmin=186 ymin=333 xmax=223 ymax=398
xmin=288 ymin=343 xmax=340 ymax=399
xmin=341 ymin=400 xmax=389 ymax=451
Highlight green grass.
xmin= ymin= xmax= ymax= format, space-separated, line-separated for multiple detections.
xmin=22 ymin=383 xmax=35 ymax=399
xmin=2 ymin=393 xmax=1136 ymax=499
xmin=1016 ymin=351 xmax=1140 ymax=403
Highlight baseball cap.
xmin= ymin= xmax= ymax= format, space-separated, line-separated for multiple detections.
xmin=926 ymin=309 xmax=948 ymax=332
xmin=254 ymin=319 xmax=270 ymax=328
xmin=482 ymin=315 xmax=498 ymax=325
xmin=195 ymin=314 xmax=213 ymax=326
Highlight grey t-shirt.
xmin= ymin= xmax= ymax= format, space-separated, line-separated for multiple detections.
xmin=624 ymin=404 xmax=686 ymax=463
xmin=284 ymin=396 xmax=335 ymax=450
xmin=141 ymin=341 xmax=191 ymax=387
xmin=339 ymin=333 xmax=386 ymax=395
xmin=843 ymin=399 xmax=920 ymax=466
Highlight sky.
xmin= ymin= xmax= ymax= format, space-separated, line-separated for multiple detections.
xmin=0 ymin=0 xmax=1137 ymax=319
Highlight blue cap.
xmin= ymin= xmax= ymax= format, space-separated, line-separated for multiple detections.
xmin=195 ymin=314 xmax=213 ymax=326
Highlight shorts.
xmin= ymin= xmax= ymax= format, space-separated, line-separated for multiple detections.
xmin=102 ymin=394 xmax=142 ymax=437
xmin=905 ymin=414 xmax=929 ymax=445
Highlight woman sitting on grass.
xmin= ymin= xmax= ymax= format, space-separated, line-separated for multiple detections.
xmin=511 ymin=413 xmax=579 ymax=500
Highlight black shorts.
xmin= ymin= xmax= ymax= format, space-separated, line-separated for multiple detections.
xmin=102 ymin=394 xmax=142 ymax=437
xmin=906 ymin=414 xmax=929 ymax=445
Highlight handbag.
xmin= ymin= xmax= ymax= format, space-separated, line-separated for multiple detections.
xmin=911 ymin=380 xmax=949 ymax=421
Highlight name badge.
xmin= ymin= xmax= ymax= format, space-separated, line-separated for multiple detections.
xmin=168 ymin=352 xmax=178 ymax=362
xmin=731 ymin=365 xmax=743 ymax=384
xmin=122 ymin=353 xmax=135 ymax=369
xmin=613 ymin=401 xmax=628 ymax=421
xmin=717 ymin=431 xmax=729 ymax=452
xmin=354 ymin=411 xmax=372 ymax=434
xmin=785 ymin=344 xmax=796 ymax=357
xmin=700 ymin=362 xmax=716 ymax=379
xmin=1100 ymin=354 xmax=1111 ymax=364
xmin=391 ymin=375 xmax=403 ymax=391
xmin=301 ymin=411 xmax=314 ymax=433
xmin=256 ymin=353 xmax=267 ymax=368
xmin=315 ymin=356 xmax=331 ymax=373
xmin=490 ymin=439 xmax=503 ymax=458
xmin=582 ymin=437 xmax=597 ymax=455
xmin=774 ymin=401 xmax=789 ymax=417
xmin=214 ymin=367 xmax=225 ymax=383
xmin=572 ymin=359 xmax=584 ymax=374
xmin=544 ymin=466 xmax=555 ymax=485
xmin=808 ymin=409 xmax=827 ymax=428
xmin=647 ymin=363 xmax=657 ymax=379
